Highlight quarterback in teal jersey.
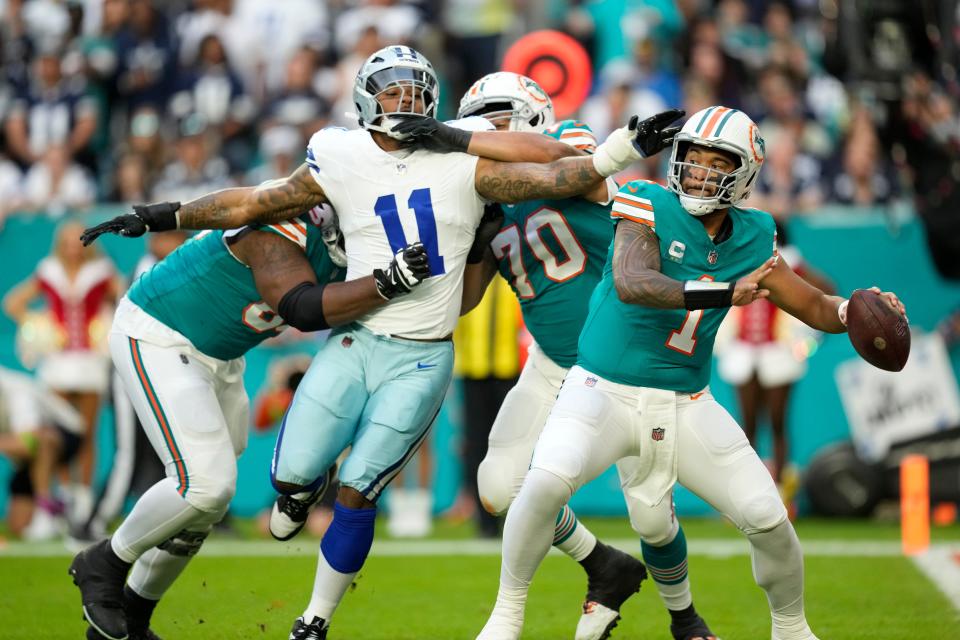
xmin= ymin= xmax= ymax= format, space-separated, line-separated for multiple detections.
xmin=479 ymin=107 xmax=907 ymax=640
xmin=70 ymin=206 xmax=430 ymax=640
xmin=459 ymin=73 xmax=715 ymax=640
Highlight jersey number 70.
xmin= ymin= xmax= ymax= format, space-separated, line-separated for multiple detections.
xmin=490 ymin=207 xmax=587 ymax=298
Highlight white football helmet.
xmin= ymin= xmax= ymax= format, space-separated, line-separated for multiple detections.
xmin=667 ymin=106 xmax=765 ymax=216
xmin=457 ymin=72 xmax=555 ymax=132
xmin=353 ymin=45 xmax=439 ymax=140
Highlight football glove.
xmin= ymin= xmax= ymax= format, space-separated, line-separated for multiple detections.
xmin=80 ymin=201 xmax=181 ymax=246
xmin=373 ymin=242 xmax=431 ymax=300
xmin=388 ymin=115 xmax=473 ymax=153
xmin=467 ymin=203 xmax=504 ymax=264
xmin=592 ymin=109 xmax=684 ymax=177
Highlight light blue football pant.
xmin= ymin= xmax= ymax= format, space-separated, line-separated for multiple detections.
xmin=271 ymin=323 xmax=453 ymax=502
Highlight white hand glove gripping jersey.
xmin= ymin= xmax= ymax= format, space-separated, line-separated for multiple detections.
xmin=592 ymin=109 xmax=686 ymax=177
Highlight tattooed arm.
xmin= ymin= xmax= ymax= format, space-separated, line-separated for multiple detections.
xmin=234 ymin=230 xmax=385 ymax=329
xmin=611 ymin=219 xmax=685 ymax=308
xmin=178 ymin=164 xmax=327 ymax=230
xmin=474 ymin=156 xmax=606 ymax=203
xmin=613 ymin=220 xmax=777 ymax=309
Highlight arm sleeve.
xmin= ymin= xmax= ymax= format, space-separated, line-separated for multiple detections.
xmin=277 ymin=281 xmax=329 ymax=332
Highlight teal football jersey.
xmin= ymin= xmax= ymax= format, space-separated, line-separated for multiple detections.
xmin=492 ymin=120 xmax=614 ymax=368
xmin=128 ymin=215 xmax=342 ymax=361
xmin=577 ymin=181 xmax=777 ymax=392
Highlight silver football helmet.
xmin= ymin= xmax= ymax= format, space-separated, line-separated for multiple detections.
xmin=457 ymin=71 xmax=555 ymax=132
xmin=353 ymin=45 xmax=439 ymax=140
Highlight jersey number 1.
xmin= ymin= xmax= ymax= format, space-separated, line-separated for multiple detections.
xmin=375 ymin=188 xmax=445 ymax=275
xmin=665 ymin=275 xmax=713 ymax=356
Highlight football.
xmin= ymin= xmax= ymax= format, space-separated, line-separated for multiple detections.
xmin=846 ymin=289 xmax=910 ymax=371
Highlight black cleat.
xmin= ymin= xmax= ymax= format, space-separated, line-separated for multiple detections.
xmin=88 ymin=627 xmax=162 ymax=640
xmin=575 ymin=542 xmax=648 ymax=640
xmin=69 ymin=539 xmax=131 ymax=640
xmin=270 ymin=466 xmax=335 ymax=541
xmin=671 ymin=611 xmax=719 ymax=640
xmin=290 ymin=616 xmax=329 ymax=639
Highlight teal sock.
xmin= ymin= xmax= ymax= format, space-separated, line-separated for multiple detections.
xmin=641 ymin=525 xmax=693 ymax=610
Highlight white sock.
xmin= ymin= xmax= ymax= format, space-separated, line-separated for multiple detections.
xmin=748 ymin=520 xmax=814 ymax=640
xmin=303 ymin=547 xmax=357 ymax=624
xmin=553 ymin=505 xmax=597 ymax=562
xmin=492 ymin=469 xmax=572 ymax=622
xmin=127 ymin=546 xmax=194 ymax=600
xmin=111 ymin=478 xmax=206 ymax=563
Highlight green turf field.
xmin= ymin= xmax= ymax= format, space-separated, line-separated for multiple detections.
xmin=2 ymin=517 xmax=958 ymax=639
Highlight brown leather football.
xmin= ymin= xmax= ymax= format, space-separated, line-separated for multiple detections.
xmin=846 ymin=289 xmax=910 ymax=372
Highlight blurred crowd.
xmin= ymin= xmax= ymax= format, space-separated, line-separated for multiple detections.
xmin=0 ymin=0 xmax=955 ymax=226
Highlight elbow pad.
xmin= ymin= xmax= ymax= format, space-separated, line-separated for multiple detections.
xmin=277 ymin=281 xmax=329 ymax=331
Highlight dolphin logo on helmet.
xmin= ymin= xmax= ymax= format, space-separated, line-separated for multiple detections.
xmin=353 ymin=45 xmax=440 ymax=140
xmin=457 ymin=71 xmax=555 ymax=133
xmin=667 ymin=106 xmax=765 ymax=216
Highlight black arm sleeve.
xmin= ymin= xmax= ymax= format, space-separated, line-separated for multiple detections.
xmin=277 ymin=281 xmax=329 ymax=331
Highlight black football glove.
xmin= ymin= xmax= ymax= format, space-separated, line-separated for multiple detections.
xmin=467 ymin=203 xmax=505 ymax=264
xmin=630 ymin=108 xmax=685 ymax=158
xmin=80 ymin=201 xmax=181 ymax=246
xmin=373 ymin=242 xmax=431 ymax=300
xmin=388 ymin=115 xmax=473 ymax=153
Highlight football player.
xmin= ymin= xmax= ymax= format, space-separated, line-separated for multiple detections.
xmin=475 ymin=107 xmax=906 ymax=640
xmin=457 ymin=72 xmax=715 ymax=640
xmin=80 ymin=44 xmax=677 ymax=639
xmin=69 ymin=205 xmax=431 ymax=640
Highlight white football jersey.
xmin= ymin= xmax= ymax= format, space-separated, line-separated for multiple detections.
xmin=306 ymin=122 xmax=490 ymax=338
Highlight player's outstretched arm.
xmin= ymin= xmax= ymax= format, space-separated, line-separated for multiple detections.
xmin=472 ymin=110 xmax=685 ymax=203
xmin=612 ymin=220 xmax=774 ymax=309
xmin=236 ymin=231 xmax=430 ymax=331
xmin=763 ymin=259 xmax=906 ymax=333
xmin=468 ymin=131 xmax=583 ymax=163
xmin=80 ymin=165 xmax=327 ymax=245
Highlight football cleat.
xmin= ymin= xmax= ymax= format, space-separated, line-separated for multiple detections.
xmin=69 ymin=539 xmax=131 ymax=640
xmin=576 ymin=601 xmax=620 ymax=640
xmin=289 ymin=616 xmax=328 ymax=640
xmin=671 ymin=611 xmax=719 ymax=640
xmin=575 ymin=543 xmax=648 ymax=640
xmin=88 ymin=627 xmax=162 ymax=640
xmin=270 ymin=466 xmax=335 ymax=541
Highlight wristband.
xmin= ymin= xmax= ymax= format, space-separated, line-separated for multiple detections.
xmin=838 ymin=299 xmax=849 ymax=326
xmin=134 ymin=201 xmax=181 ymax=231
xmin=683 ymin=280 xmax=735 ymax=309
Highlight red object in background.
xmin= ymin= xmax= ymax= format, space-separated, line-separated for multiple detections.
xmin=502 ymin=30 xmax=592 ymax=118
xmin=254 ymin=387 xmax=293 ymax=431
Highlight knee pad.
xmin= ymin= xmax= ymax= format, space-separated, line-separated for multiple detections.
xmin=320 ymin=503 xmax=377 ymax=574
xmin=184 ymin=475 xmax=236 ymax=514
xmin=627 ymin=502 xmax=678 ymax=546
xmin=477 ymin=455 xmax=519 ymax=516
xmin=728 ymin=462 xmax=787 ymax=533
xmin=157 ymin=528 xmax=211 ymax=557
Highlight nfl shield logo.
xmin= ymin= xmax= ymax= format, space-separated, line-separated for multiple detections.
xmin=651 ymin=427 xmax=665 ymax=441
xmin=585 ymin=377 xmax=597 ymax=387
xmin=341 ymin=336 xmax=354 ymax=348
xmin=707 ymin=250 xmax=719 ymax=265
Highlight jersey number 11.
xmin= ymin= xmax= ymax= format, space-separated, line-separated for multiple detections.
xmin=375 ymin=188 xmax=446 ymax=275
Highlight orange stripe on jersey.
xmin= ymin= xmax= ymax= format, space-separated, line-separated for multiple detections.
xmin=611 ymin=211 xmax=655 ymax=226
xmin=290 ymin=220 xmax=307 ymax=235
xmin=268 ymin=224 xmax=301 ymax=243
xmin=613 ymin=196 xmax=653 ymax=211
xmin=700 ymin=107 xmax=730 ymax=138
